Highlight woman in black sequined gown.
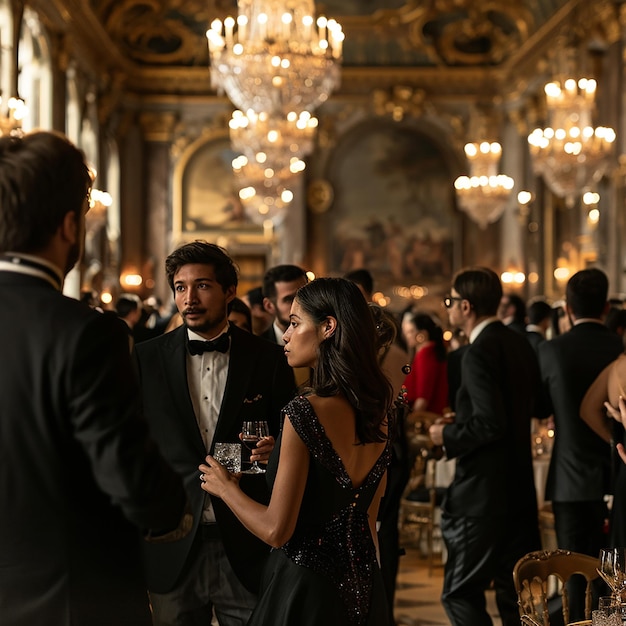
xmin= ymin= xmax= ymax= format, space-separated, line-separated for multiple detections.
xmin=199 ymin=278 xmax=394 ymax=626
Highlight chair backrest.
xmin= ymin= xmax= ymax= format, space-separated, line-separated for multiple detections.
xmin=513 ymin=549 xmax=599 ymax=626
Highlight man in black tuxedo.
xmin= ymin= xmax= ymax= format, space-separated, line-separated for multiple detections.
xmin=537 ymin=268 xmax=622 ymax=620
xmin=260 ymin=263 xmax=309 ymax=386
xmin=525 ymin=298 xmax=553 ymax=353
xmin=135 ymin=241 xmax=296 ymax=625
xmin=429 ymin=267 xmax=541 ymax=626
xmin=498 ymin=292 xmax=527 ymax=334
xmin=0 ymin=131 xmax=189 ymax=626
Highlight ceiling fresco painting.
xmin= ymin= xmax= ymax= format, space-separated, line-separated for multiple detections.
xmin=81 ymin=0 xmax=571 ymax=69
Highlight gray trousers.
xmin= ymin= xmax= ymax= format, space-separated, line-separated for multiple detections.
xmin=150 ymin=532 xmax=257 ymax=626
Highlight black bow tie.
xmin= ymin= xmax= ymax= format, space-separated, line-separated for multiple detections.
xmin=188 ymin=334 xmax=230 ymax=355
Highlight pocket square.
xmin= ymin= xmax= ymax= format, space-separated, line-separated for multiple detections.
xmin=243 ymin=394 xmax=263 ymax=404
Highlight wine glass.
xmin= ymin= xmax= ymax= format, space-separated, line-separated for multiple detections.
xmin=241 ymin=421 xmax=269 ymax=474
xmin=598 ymin=548 xmax=626 ymax=602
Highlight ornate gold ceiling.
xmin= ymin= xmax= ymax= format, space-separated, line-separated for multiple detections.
xmin=82 ymin=0 xmax=560 ymax=67
xmin=38 ymin=0 xmax=620 ymax=98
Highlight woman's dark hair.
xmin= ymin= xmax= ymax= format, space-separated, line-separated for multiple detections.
xmin=295 ymin=278 xmax=393 ymax=443
xmin=165 ymin=240 xmax=238 ymax=292
xmin=412 ymin=313 xmax=446 ymax=362
xmin=228 ymin=296 xmax=252 ymax=332
xmin=369 ymin=303 xmax=398 ymax=357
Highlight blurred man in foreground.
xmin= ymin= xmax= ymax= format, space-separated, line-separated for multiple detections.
xmin=0 ymin=131 xmax=189 ymax=626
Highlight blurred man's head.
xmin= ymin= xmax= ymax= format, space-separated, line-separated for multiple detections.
xmin=344 ymin=268 xmax=374 ymax=301
xmin=566 ymin=268 xmax=609 ymax=321
xmin=245 ymin=286 xmax=274 ymax=335
xmin=262 ymin=264 xmax=308 ymax=332
xmin=0 ymin=131 xmax=92 ymax=275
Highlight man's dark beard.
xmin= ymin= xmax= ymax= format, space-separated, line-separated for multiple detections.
xmin=64 ymin=240 xmax=81 ymax=276
xmin=182 ymin=311 xmax=224 ymax=335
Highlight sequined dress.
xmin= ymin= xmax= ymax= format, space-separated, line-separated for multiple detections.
xmin=247 ymin=396 xmax=391 ymax=626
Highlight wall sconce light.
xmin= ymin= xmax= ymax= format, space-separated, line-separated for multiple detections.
xmin=121 ymin=273 xmax=143 ymax=288
xmin=582 ymin=191 xmax=600 ymax=226
xmin=501 ymin=270 xmax=526 ymax=285
xmin=516 ymin=190 xmax=534 ymax=223
xmin=553 ymin=257 xmax=571 ymax=282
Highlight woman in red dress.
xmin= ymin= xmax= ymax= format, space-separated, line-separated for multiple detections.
xmin=402 ymin=313 xmax=448 ymax=415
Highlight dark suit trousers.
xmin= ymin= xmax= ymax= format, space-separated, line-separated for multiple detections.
xmin=552 ymin=500 xmax=608 ymax=623
xmin=149 ymin=528 xmax=257 ymax=626
xmin=441 ymin=512 xmax=540 ymax=626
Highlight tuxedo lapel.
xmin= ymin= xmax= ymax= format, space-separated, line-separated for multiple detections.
xmin=214 ymin=327 xmax=256 ymax=443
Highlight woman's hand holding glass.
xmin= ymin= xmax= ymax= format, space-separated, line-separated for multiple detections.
xmin=199 ymin=454 xmax=240 ymax=499
xmin=249 ymin=432 xmax=275 ymax=464
xmin=241 ymin=421 xmax=271 ymax=474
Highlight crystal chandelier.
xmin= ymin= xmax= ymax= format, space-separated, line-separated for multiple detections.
xmin=207 ymin=0 xmax=344 ymax=117
xmin=239 ymin=179 xmax=295 ymax=226
xmin=233 ymin=156 xmax=297 ymax=225
xmin=229 ymin=109 xmax=317 ymax=174
xmin=528 ymin=77 xmax=615 ymax=205
xmin=454 ymin=141 xmax=514 ymax=229
xmin=229 ymin=108 xmax=311 ymax=225
xmin=0 ymin=96 xmax=26 ymax=136
xmin=207 ymin=0 xmax=343 ymax=225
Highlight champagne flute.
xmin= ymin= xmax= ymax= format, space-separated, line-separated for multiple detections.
xmin=612 ymin=548 xmax=626 ymax=601
xmin=598 ymin=548 xmax=626 ymax=602
xmin=598 ymin=548 xmax=617 ymax=598
xmin=241 ymin=421 xmax=269 ymax=474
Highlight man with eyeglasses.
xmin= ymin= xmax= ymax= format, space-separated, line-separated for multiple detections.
xmin=430 ymin=267 xmax=541 ymax=626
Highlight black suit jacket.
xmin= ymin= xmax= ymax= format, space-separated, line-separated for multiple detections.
xmin=0 ymin=271 xmax=186 ymax=626
xmin=526 ymin=330 xmax=545 ymax=354
xmin=443 ymin=321 xmax=540 ymax=519
xmin=259 ymin=324 xmax=278 ymax=343
xmin=135 ymin=324 xmax=296 ymax=593
xmin=538 ymin=321 xmax=623 ymax=502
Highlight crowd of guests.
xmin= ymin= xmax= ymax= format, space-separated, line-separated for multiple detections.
xmin=5 ymin=130 xmax=626 ymax=626
xmin=87 ymin=260 xmax=626 ymax=626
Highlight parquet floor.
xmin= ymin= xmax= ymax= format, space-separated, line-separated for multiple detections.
xmin=394 ymin=547 xmax=502 ymax=626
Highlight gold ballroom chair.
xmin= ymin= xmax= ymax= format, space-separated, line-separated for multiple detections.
xmin=399 ymin=433 xmax=442 ymax=575
xmin=513 ymin=549 xmax=599 ymax=626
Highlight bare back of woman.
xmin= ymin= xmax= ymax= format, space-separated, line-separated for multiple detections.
xmin=307 ymin=394 xmax=388 ymax=489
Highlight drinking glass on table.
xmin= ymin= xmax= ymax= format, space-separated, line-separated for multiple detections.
xmin=241 ymin=420 xmax=269 ymax=474
xmin=592 ymin=608 xmax=621 ymax=626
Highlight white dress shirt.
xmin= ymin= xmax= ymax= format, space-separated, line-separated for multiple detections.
xmin=186 ymin=326 xmax=230 ymax=523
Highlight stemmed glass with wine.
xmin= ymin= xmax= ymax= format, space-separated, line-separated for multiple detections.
xmin=598 ymin=547 xmax=626 ymax=602
xmin=241 ymin=421 xmax=269 ymax=474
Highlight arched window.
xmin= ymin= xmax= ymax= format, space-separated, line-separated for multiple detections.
xmin=66 ymin=66 xmax=81 ymax=144
xmin=17 ymin=7 xmax=52 ymax=131
xmin=0 ymin=0 xmax=12 ymax=107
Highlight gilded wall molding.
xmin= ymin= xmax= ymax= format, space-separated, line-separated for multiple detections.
xmin=138 ymin=111 xmax=179 ymax=142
